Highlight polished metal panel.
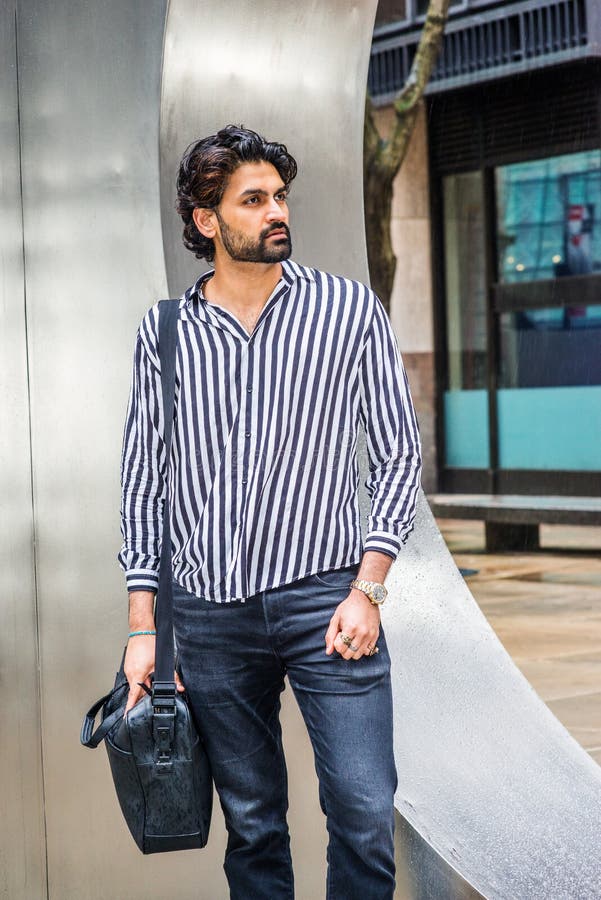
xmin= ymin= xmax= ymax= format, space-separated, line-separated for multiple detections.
xmin=160 ymin=0 xmax=374 ymax=295
xmin=0 ymin=4 xmax=47 ymax=898
xmin=15 ymin=2 xmax=195 ymax=897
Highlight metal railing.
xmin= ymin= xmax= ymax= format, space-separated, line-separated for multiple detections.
xmin=369 ymin=0 xmax=597 ymax=100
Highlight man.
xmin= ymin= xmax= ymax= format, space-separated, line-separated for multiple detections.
xmin=119 ymin=124 xmax=421 ymax=899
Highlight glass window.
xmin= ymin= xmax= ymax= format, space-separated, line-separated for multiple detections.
xmin=496 ymin=150 xmax=601 ymax=283
xmin=443 ymin=171 xmax=488 ymax=391
xmin=442 ymin=171 xmax=489 ymax=467
xmin=375 ymin=0 xmax=408 ymax=25
xmin=497 ymin=305 xmax=601 ymax=470
xmin=499 ymin=306 xmax=601 ymax=389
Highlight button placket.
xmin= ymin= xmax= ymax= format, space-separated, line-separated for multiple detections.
xmin=238 ymin=342 xmax=256 ymax=597
xmin=239 ymin=345 xmax=254 ymax=492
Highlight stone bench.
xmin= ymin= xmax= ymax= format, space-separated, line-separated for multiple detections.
xmin=427 ymin=493 xmax=601 ymax=552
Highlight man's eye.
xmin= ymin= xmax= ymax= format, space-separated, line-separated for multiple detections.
xmin=245 ymin=196 xmax=259 ymax=205
xmin=276 ymin=193 xmax=288 ymax=202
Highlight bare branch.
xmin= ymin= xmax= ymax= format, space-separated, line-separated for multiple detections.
xmin=363 ymin=0 xmax=451 ymax=308
xmin=364 ymin=91 xmax=382 ymax=173
xmin=381 ymin=0 xmax=450 ymax=175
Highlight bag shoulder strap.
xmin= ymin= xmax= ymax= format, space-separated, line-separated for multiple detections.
xmin=154 ymin=298 xmax=180 ymax=684
xmin=81 ymin=306 xmax=180 ymax=748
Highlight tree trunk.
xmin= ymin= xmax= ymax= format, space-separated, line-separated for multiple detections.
xmin=363 ymin=0 xmax=450 ymax=311
xmin=363 ymin=165 xmax=396 ymax=313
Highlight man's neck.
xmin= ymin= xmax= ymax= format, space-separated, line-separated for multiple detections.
xmin=204 ymin=258 xmax=284 ymax=312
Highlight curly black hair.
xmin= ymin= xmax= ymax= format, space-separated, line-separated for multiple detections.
xmin=176 ymin=125 xmax=297 ymax=262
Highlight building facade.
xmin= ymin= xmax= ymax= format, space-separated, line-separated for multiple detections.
xmin=370 ymin=0 xmax=601 ymax=497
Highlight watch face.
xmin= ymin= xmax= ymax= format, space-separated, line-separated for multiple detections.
xmin=372 ymin=584 xmax=386 ymax=603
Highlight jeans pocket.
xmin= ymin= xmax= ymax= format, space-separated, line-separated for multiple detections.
xmin=312 ymin=564 xmax=359 ymax=589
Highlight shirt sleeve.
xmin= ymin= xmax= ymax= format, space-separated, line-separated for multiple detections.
xmin=117 ymin=306 xmax=167 ymax=593
xmin=358 ymin=294 xmax=422 ymax=560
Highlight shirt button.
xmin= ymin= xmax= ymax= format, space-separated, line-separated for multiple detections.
xmin=247 ymin=387 xmax=253 ymax=393
xmin=245 ymin=432 xmax=251 ymax=437
xmin=241 ymin=479 xmax=248 ymax=485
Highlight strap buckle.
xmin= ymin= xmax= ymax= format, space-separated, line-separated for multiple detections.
xmin=152 ymin=681 xmax=176 ymax=772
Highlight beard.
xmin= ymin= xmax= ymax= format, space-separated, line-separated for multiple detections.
xmin=214 ymin=210 xmax=292 ymax=263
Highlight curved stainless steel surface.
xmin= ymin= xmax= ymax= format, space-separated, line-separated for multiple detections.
xmin=0 ymin=5 xmax=46 ymax=898
xmin=14 ymin=1 xmax=191 ymax=897
xmin=383 ymin=495 xmax=601 ymax=898
xmin=4 ymin=0 xmax=601 ymax=897
xmin=160 ymin=0 xmax=373 ymax=296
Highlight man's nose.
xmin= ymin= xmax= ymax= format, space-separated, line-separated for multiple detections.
xmin=266 ymin=199 xmax=287 ymax=220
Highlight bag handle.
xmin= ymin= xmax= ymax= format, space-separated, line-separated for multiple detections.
xmin=80 ymin=685 xmax=128 ymax=747
xmin=153 ymin=299 xmax=181 ymax=688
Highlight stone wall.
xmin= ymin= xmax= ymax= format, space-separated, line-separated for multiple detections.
xmin=373 ymin=102 xmax=437 ymax=492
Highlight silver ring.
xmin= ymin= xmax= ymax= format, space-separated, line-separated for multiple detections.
xmin=340 ymin=632 xmax=359 ymax=652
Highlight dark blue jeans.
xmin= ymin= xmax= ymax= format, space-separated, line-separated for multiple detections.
xmin=173 ymin=564 xmax=397 ymax=900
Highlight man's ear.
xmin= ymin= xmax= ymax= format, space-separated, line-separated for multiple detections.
xmin=193 ymin=207 xmax=217 ymax=239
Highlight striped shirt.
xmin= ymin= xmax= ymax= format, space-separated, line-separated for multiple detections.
xmin=118 ymin=259 xmax=422 ymax=602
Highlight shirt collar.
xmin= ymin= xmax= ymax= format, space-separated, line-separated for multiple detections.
xmin=280 ymin=259 xmax=315 ymax=285
xmin=183 ymin=269 xmax=214 ymax=306
xmin=183 ymin=258 xmax=314 ymax=307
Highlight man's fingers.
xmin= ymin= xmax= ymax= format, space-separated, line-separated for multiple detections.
xmin=325 ymin=612 xmax=341 ymax=655
xmin=336 ymin=629 xmax=380 ymax=660
xmin=175 ymin=671 xmax=186 ymax=693
xmin=335 ymin=632 xmax=352 ymax=659
xmin=352 ymin=629 xmax=380 ymax=660
xmin=335 ymin=630 xmax=360 ymax=659
xmin=124 ymin=682 xmax=144 ymax=714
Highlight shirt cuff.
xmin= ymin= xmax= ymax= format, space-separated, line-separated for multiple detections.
xmin=363 ymin=530 xmax=402 ymax=560
xmin=125 ymin=569 xmax=159 ymax=593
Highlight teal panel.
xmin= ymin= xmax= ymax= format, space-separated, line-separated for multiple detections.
xmin=444 ymin=390 xmax=490 ymax=468
xmin=497 ymin=386 xmax=601 ymax=470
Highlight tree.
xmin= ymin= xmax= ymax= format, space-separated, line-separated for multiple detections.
xmin=364 ymin=0 xmax=451 ymax=312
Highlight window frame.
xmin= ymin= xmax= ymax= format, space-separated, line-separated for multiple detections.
xmin=428 ymin=69 xmax=601 ymax=495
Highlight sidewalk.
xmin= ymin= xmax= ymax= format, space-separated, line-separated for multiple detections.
xmin=437 ymin=519 xmax=601 ymax=766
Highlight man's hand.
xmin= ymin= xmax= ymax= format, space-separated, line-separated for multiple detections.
xmin=324 ymin=550 xmax=392 ymax=660
xmin=324 ymin=589 xmax=381 ymax=660
xmin=124 ymin=590 xmax=185 ymax=714
xmin=123 ymin=636 xmax=186 ymax=713
xmin=124 ymin=634 xmax=157 ymax=713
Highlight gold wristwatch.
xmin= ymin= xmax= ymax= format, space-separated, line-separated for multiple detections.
xmin=349 ymin=578 xmax=388 ymax=605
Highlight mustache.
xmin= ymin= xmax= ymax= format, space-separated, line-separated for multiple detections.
xmin=262 ymin=223 xmax=291 ymax=239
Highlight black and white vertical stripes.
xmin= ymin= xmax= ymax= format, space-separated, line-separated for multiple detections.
xmin=118 ymin=259 xmax=422 ymax=602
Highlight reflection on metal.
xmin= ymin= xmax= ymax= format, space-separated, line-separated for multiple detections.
xmin=0 ymin=3 xmax=46 ymax=897
xmin=395 ymin=814 xmax=483 ymax=900
xmin=14 ymin=1 xmax=179 ymax=897
xmin=4 ymin=0 xmax=601 ymax=897
xmin=160 ymin=0 xmax=373 ymax=296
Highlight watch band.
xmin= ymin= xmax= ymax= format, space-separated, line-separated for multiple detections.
xmin=349 ymin=578 xmax=388 ymax=605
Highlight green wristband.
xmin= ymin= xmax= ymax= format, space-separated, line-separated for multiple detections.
xmin=128 ymin=630 xmax=156 ymax=638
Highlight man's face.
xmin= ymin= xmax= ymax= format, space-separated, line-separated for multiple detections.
xmin=211 ymin=161 xmax=292 ymax=264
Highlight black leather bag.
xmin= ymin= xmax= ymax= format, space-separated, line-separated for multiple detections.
xmin=81 ymin=299 xmax=212 ymax=854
